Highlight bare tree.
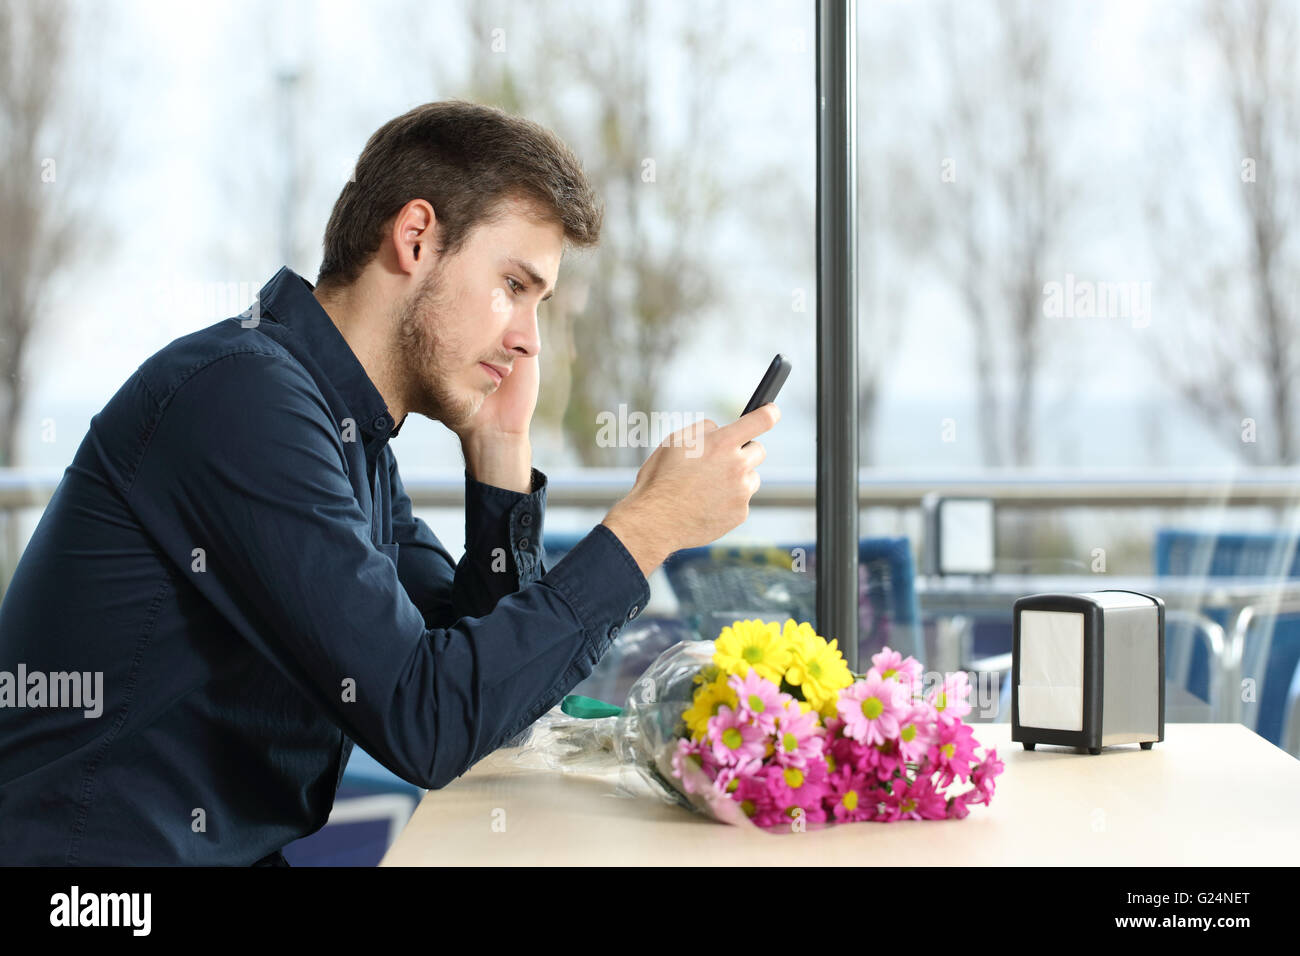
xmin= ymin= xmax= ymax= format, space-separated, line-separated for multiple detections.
xmin=927 ymin=0 xmax=1078 ymax=467
xmin=206 ymin=19 xmax=322 ymax=282
xmin=854 ymin=14 xmax=941 ymax=465
xmin=0 ymin=0 xmax=113 ymax=468
xmin=440 ymin=0 xmax=786 ymax=467
xmin=1147 ymin=0 xmax=1300 ymax=464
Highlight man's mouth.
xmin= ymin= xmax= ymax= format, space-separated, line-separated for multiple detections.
xmin=480 ymin=362 xmax=505 ymax=385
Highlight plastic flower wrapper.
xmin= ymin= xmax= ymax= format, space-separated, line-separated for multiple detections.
xmin=502 ymin=706 xmax=624 ymax=776
xmin=502 ymin=618 xmax=1004 ymax=831
xmin=613 ymin=640 xmax=757 ymax=824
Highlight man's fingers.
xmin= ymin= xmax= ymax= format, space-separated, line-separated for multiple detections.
xmin=664 ymin=418 xmax=717 ymax=448
xmin=740 ymin=439 xmax=766 ymax=467
xmin=718 ymin=403 xmax=780 ymax=447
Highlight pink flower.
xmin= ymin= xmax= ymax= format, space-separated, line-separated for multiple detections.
xmin=970 ymin=748 xmax=1005 ymax=803
xmin=711 ymin=756 xmax=764 ymax=799
xmin=762 ymin=759 xmax=831 ymax=826
xmin=828 ymin=725 xmax=880 ymax=776
xmin=909 ymin=774 xmax=951 ymax=820
xmin=771 ymin=698 xmax=826 ymax=768
xmin=873 ymin=739 xmax=904 ymax=782
xmin=871 ymin=647 xmax=924 ymax=697
xmin=879 ymin=775 xmax=947 ymax=821
xmin=946 ymin=788 xmax=980 ymax=820
xmin=731 ymin=771 xmax=777 ymax=823
xmin=837 ymin=672 xmax=906 ymax=746
xmin=728 ymin=671 xmax=787 ymax=734
xmin=825 ymin=768 xmax=875 ymax=823
xmin=705 ymin=704 xmax=766 ymax=766
xmin=894 ymin=704 xmax=933 ymax=764
xmin=928 ymin=720 xmax=979 ymax=787
xmin=927 ymin=671 xmax=973 ymax=725
xmin=670 ymin=737 xmax=708 ymax=794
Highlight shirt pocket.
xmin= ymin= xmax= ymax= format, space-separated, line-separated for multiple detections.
xmin=377 ymin=541 xmax=399 ymax=567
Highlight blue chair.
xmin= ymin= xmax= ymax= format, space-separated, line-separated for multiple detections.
xmin=1284 ymin=657 xmax=1300 ymax=758
xmin=544 ymin=531 xmax=923 ymax=693
xmin=540 ymin=530 xmax=589 ymax=566
xmin=282 ymin=744 xmax=423 ymax=866
xmin=658 ymin=537 xmax=923 ymax=671
xmin=541 ymin=529 xmax=694 ymax=705
xmin=1155 ymin=529 xmax=1300 ymax=746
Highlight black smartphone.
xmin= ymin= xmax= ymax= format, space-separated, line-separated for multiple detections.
xmin=742 ymin=353 xmax=791 ymax=417
xmin=740 ymin=353 xmax=790 ymax=447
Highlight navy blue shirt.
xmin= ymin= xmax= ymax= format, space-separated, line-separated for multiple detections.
xmin=0 ymin=266 xmax=650 ymax=865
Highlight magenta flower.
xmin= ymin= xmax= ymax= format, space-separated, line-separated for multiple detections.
xmin=772 ymin=697 xmax=826 ymax=768
xmin=909 ymin=774 xmax=951 ymax=820
xmin=826 ymin=768 xmax=875 ymax=823
xmin=928 ymin=719 xmax=979 ymax=787
xmin=870 ymin=736 xmax=910 ymax=783
xmin=928 ymin=671 xmax=974 ymax=725
xmin=711 ymin=755 xmax=764 ymax=798
xmin=705 ymin=705 xmax=766 ymax=766
xmin=879 ymin=775 xmax=947 ymax=821
xmin=829 ymin=725 xmax=880 ymax=776
xmin=946 ymin=787 xmax=982 ymax=820
xmin=762 ymin=759 xmax=831 ymax=826
xmin=728 ymin=671 xmax=787 ymax=734
xmin=731 ymin=771 xmax=777 ymax=823
xmin=837 ymin=672 xmax=905 ymax=746
xmin=970 ymin=748 xmax=1005 ymax=803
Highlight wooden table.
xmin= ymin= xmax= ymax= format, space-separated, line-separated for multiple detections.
xmin=380 ymin=723 xmax=1300 ymax=866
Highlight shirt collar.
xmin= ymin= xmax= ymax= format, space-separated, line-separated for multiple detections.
xmin=254 ymin=266 xmax=408 ymax=443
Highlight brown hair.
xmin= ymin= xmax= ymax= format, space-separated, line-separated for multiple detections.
xmin=316 ymin=100 xmax=603 ymax=290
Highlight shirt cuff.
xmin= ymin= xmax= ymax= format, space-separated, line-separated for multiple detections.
xmin=463 ymin=466 xmax=547 ymax=585
xmin=539 ymin=522 xmax=653 ymax=671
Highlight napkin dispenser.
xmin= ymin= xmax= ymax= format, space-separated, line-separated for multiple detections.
xmin=1011 ymin=590 xmax=1164 ymax=754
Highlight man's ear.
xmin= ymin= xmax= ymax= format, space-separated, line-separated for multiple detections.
xmin=392 ymin=199 xmax=436 ymax=274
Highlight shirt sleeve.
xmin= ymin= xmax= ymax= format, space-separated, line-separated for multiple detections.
xmin=386 ymin=453 xmax=549 ymax=630
xmin=126 ymin=351 xmax=651 ymax=790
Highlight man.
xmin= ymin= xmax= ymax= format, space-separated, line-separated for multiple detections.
xmin=0 ymin=100 xmax=779 ymax=865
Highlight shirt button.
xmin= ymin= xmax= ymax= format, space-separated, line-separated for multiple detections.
xmin=373 ymin=416 xmax=387 ymax=430
xmin=628 ymin=604 xmax=640 ymax=620
xmin=608 ymin=624 xmax=621 ymax=639
xmin=519 ymin=512 xmax=533 ymax=527
xmin=518 ymin=537 xmax=530 ymax=550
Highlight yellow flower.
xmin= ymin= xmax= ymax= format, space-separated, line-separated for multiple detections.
xmin=682 ymin=673 xmax=738 ymax=741
xmin=692 ymin=663 xmax=721 ymax=688
xmin=712 ymin=618 xmax=792 ymax=684
xmin=781 ymin=619 xmax=854 ymax=717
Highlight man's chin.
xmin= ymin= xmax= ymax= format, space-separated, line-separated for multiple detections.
xmin=430 ymin=397 xmax=483 ymax=433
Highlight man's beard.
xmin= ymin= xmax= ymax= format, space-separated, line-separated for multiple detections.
xmin=392 ymin=266 xmax=482 ymax=431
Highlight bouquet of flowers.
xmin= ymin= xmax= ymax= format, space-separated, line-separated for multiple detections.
xmin=613 ymin=618 xmax=1004 ymax=831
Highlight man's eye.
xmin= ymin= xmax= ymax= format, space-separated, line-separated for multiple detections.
xmin=506 ymin=277 xmax=523 ymax=295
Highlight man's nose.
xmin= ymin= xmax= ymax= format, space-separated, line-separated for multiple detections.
xmin=511 ymin=303 xmax=542 ymax=357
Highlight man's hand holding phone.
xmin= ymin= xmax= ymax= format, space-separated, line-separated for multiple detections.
xmin=601 ymin=354 xmax=789 ymax=579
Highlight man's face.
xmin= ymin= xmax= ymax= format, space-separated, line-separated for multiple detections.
xmin=391 ymin=198 xmax=563 ymax=430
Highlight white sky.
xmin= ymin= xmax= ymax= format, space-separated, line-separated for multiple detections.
xmin=19 ymin=0 xmax=1275 ymax=479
